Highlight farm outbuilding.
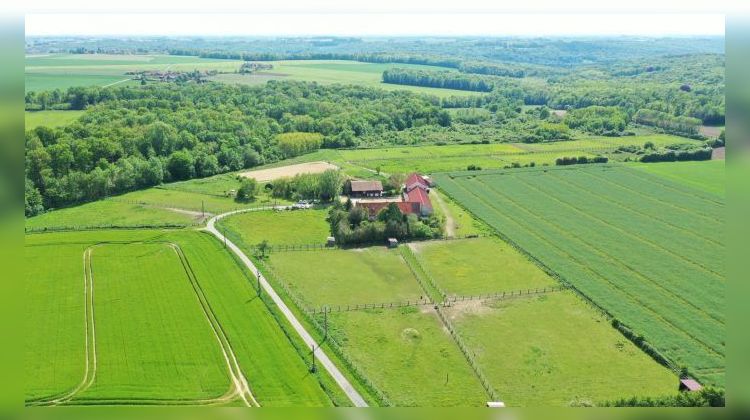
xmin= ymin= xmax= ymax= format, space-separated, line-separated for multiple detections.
xmin=387 ymin=238 xmax=399 ymax=248
xmin=679 ymin=378 xmax=702 ymax=392
xmin=348 ymin=180 xmax=384 ymax=197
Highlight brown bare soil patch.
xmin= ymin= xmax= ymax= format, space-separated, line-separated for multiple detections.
xmin=239 ymin=161 xmax=338 ymax=181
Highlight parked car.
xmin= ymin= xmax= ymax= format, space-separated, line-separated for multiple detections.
xmin=292 ymin=200 xmax=312 ymax=210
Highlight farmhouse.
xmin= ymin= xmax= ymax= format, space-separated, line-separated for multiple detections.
xmin=354 ymin=172 xmax=433 ymax=218
xmin=347 ymin=180 xmax=384 ymax=197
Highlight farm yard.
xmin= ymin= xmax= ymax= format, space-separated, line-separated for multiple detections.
xmin=434 ymin=163 xmax=726 ymax=387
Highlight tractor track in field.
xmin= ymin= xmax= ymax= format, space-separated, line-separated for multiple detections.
xmin=27 ymin=241 xmax=255 ymax=407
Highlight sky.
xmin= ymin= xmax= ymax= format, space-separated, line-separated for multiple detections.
xmin=22 ymin=1 xmax=738 ymax=36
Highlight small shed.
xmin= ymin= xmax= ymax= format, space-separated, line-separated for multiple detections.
xmin=387 ymin=238 xmax=399 ymax=248
xmin=486 ymin=401 xmax=505 ymax=408
xmin=679 ymin=378 xmax=702 ymax=392
xmin=326 ymin=236 xmax=336 ymax=247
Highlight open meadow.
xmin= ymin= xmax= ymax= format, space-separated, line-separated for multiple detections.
xmin=434 ymin=163 xmax=726 ymax=386
xmin=444 ymin=292 xmax=678 ymax=406
xmin=410 ymin=237 xmax=556 ymax=297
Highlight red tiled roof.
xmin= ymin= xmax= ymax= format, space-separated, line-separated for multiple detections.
xmin=406 ymin=186 xmax=432 ymax=209
xmin=357 ymin=201 xmax=421 ymax=217
xmin=405 ymin=173 xmax=429 ymax=189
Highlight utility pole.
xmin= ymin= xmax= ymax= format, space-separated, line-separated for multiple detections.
xmin=223 ymin=228 xmax=227 ymax=249
xmin=201 ymin=200 xmax=205 ymax=218
xmin=310 ymin=344 xmax=317 ymax=373
xmin=324 ymin=308 xmax=328 ymax=340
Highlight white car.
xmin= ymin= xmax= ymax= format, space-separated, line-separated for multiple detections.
xmin=292 ymin=200 xmax=313 ymax=210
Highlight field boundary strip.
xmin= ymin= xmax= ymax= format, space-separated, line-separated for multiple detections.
xmin=432 ymin=179 xmax=682 ymax=374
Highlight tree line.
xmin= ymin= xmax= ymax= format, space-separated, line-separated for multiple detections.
xmin=382 ymin=68 xmax=495 ymax=92
xmin=25 ymin=81 xmax=450 ymax=215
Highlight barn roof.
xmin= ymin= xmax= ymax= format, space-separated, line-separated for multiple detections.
xmin=405 ymin=186 xmax=432 ymax=209
xmin=405 ymin=173 xmax=429 ymax=189
xmin=350 ymin=180 xmax=383 ymax=192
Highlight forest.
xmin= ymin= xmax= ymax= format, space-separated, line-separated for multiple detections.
xmin=25 ymin=81 xmax=450 ymax=213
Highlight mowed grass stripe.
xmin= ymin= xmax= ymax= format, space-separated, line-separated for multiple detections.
xmin=75 ymin=243 xmax=232 ymax=402
xmin=504 ymin=172 xmax=724 ymax=279
xmin=435 ymin=174 xmax=724 ymax=376
xmin=554 ymin=168 xmax=723 ymax=247
xmin=472 ymin=175 xmax=725 ymax=351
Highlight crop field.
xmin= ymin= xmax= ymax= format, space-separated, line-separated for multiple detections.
xmin=445 ymin=292 xmax=677 ymax=406
xmin=209 ymin=60 xmax=486 ymax=98
xmin=25 ymin=230 xmax=336 ymax=406
xmin=632 ymin=160 xmax=725 ymax=197
xmin=218 ymin=208 xmax=331 ymax=248
xmin=25 ymin=110 xmax=85 ymax=129
xmin=25 ymin=54 xmax=241 ymax=92
xmin=267 ymin=247 xmax=425 ymax=309
xmin=434 ymin=164 xmax=726 ymax=386
xmin=410 ymin=238 xmax=556 ymax=297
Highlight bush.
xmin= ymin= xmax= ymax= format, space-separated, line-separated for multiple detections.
xmin=235 ymin=178 xmax=258 ymax=202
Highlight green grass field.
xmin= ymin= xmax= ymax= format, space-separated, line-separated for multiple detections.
xmin=218 ymin=208 xmax=331 ymax=247
xmin=411 ymin=238 xmax=556 ymax=297
xmin=25 ymin=199 xmax=197 ymax=231
xmin=446 ymin=292 xmax=678 ymax=406
xmin=25 ymin=54 xmax=240 ymax=92
xmin=25 ymin=230 xmax=336 ymax=406
xmin=338 ymin=135 xmax=698 ymax=175
xmin=321 ymin=307 xmax=488 ymax=406
xmin=434 ymin=164 xmax=725 ymax=386
xmin=267 ymin=248 xmax=425 ymax=309
xmin=26 ymin=55 xmax=482 ymax=98
xmin=76 ymin=242 xmax=232 ymax=402
xmin=632 ymin=160 xmax=725 ymax=197
xmin=209 ymin=60 xmax=486 ymax=98
xmin=25 ymin=110 xmax=85 ymax=129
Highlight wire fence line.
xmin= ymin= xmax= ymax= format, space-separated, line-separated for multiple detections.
xmin=253 ymin=257 xmax=393 ymax=406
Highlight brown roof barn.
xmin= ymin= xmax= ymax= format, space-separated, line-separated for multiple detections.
xmin=349 ymin=180 xmax=383 ymax=197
